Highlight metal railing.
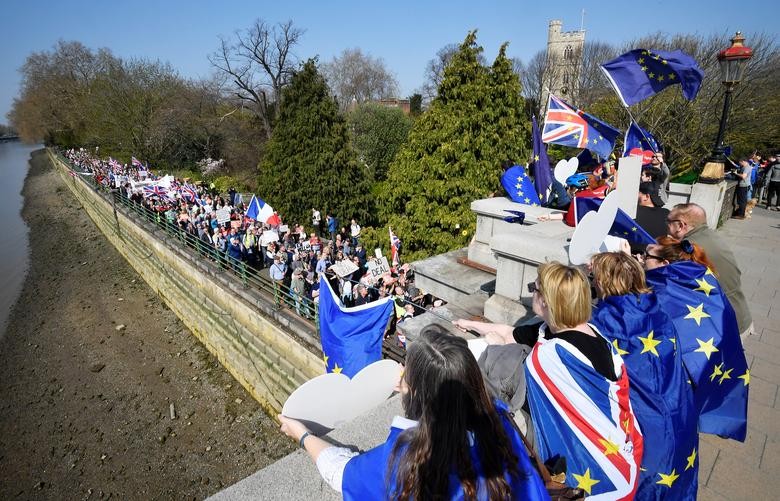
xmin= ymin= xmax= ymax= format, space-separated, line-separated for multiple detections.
xmin=58 ymin=153 xmax=319 ymax=335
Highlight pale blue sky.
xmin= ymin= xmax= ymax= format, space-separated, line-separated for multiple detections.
xmin=0 ymin=0 xmax=776 ymax=122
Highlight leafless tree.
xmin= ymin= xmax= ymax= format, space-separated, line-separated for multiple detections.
xmin=208 ymin=19 xmax=303 ymax=140
xmin=321 ymin=48 xmax=399 ymax=111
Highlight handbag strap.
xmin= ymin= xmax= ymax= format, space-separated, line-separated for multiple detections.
xmin=508 ymin=412 xmax=553 ymax=484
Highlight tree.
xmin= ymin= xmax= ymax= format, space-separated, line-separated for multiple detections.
xmin=378 ymin=32 xmax=530 ymax=261
xmin=321 ymin=48 xmax=398 ymax=110
xmin=347 ymin=102 xmax=412 ymax=183
xmin=257 ymin=60 xmax=373 ymax=226
xmin=208 ymin=19 xmax=303 ymax=140
xmin=419 ymin=43 xmax=487 ymax=104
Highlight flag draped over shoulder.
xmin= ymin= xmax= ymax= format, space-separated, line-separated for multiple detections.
xmin=531 ymin=116 xmax=553 ymax=204
xmin=318 ymin=276 xmax=394 ymax=378
xmin=542 ymin=94 xmax=621 ymax=159
xmin=622 ymin=121 xmax=660 ymax=157
xmin=601 ymin=49 xmax=704 ymax=107
xmin=525 ymin=325 xmax=643 ymax=499
xmin=574 ymin=197 xmax=656 ymax=245
xmin=500 ymin=165 xmax=541 ymax=206
xmin=592 ymin=293 xmax=699 ymax=500
xmin=645 ymin=261 xmax=749 ymax=441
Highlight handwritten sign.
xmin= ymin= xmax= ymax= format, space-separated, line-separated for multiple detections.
xmin=330 ymin=259 xmax=359 ymax=278
xmin=367 ymin=256 xmax=391 ymax=279
xmin=215 ymin=207 xmax=232 ymax=224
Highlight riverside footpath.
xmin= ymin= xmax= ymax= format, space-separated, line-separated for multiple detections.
xmin=696 ymin=205 xmax=780 ymax=500
xmin=214 ymin=204 xmax=780 ymax=501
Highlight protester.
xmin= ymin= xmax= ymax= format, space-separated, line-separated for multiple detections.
xmin=666 ymin=203 xmax=752 ymax=336
xmin=589 ymin=252 xmax=699 ymax=499
xmin=643 ymin=236 xmax=750 ymax=440
xmin=732 ymin=159 xmax=752 ymax=219
xmin=633 ymin=181 xmax=670 ymax=253
xmin=277 ymin=326 xmax=548 ymax=500
xmin=765 ymin=154 xmax=780 ymax=210
xmin=648 ymin=152 xmax=670 ymax=206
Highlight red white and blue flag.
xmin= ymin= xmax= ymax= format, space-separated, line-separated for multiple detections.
xmin=525 ymin=325 xmax=643 ymax=499
xmin=142 ymin=185 xmax=169 ymax=198
xmin=180 ymin=184 xmax=200 ymax=204
xmin=389 ymin=228 xmax=401 ymax=266
xmin=542 ymin=94 xmax=620 ymax=159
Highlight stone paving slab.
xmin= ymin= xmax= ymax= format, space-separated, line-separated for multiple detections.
xmin=697 ymin=206 xmax=780 ymax=499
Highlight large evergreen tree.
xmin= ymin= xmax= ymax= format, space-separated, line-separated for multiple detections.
xmin=377 ymin=32 xmax=530 ymax=261
xmin=257 ymin=59 xmax=372 ymax=227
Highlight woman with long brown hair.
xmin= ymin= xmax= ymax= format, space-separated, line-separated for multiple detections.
xmin=278 ymin=325 xmax=547 ymax=500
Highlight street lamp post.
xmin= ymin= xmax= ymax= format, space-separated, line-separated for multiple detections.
xmin=698 ymin=32 xmax=754 ymax=184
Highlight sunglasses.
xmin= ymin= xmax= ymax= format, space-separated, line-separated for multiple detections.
xmin=527 ymin=282 xmax=541 ymax=294
xmin=643 ymin=251 xmax=665 ymax=261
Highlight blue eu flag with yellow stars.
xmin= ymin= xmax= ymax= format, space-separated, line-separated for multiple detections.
xmin=530 ymin=115 xmax=553 ymax=204
xmin=574 ymin=197 xmax=656 ymax=245
xmin=646 ymin=261 xmax=749 ymax=441
xmin=501 ymin=165 xmax=541 ymax=206
xmin=622 ymin=121 xmax=661 ymax=157
xmin=601 ymin=49 xmax=704 ymax=107
xmin=592 ymin=292 xmax=699 ymax=500
xmin=318 ymin=276 xmax=394 ymax=378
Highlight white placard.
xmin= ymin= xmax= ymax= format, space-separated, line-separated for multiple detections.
xmin=281 ymin=359 xmax=401 ymax=433
xmin=614 ymin=155 xmax=642 ymax=219
xmin=215 ymin=207 xmax=232 ymax=224
xmin=279 ymin=224 xmax=289 ymax=233
xmin=367 ymin=256 xmax=391 ymax=279
xmin=374 ymin=248 xmax=383 ymax=259
xmin=569 ymin=191 xmax=620 ymax=265
xmin=330 ymin=259 xmax=359 ymax=278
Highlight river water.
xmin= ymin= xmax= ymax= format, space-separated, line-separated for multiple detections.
xmin=0 ymin=141 xmax=38 ymax=337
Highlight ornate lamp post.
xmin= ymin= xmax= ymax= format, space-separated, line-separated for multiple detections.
xmin=699 ymin=32 xmax=754 ymax=183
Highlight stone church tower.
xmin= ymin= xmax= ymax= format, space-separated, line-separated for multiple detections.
xmin=543 ymin=19 xmax=585 ymax=108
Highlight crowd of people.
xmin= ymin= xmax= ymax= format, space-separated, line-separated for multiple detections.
xmin=63 ymin=149 xmax=434 ymax=332
xmin=728 ymin=152 xmax=780 ymax=218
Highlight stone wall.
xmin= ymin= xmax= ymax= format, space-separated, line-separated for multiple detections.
xmin=48 ymin=150 xmax=324 ymax=415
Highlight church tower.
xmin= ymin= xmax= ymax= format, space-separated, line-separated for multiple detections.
xmin=543 ymin=19 xmax=586 ymax=108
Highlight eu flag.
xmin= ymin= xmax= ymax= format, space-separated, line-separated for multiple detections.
xmin=622 ymin=121 xmax=661 ymax=157
xmin=500 ymin=165 xmax=541 ymax=206
xmin=592 ymin=293 xmax=699 ymax=500
xmin=574 ymin=197 xmax=656 ymax=245
xmin=530 ymin=116 xmax=553 ymax=204
xmin=542 ymin=94 xmax=621 ymax=159
xmin=318 ymin=276 xmax=394 ymax=378
xmin=601 ymin=49 xmax=704 ymax=107
xmin=646 ymin=261 xmax=749 ymax=441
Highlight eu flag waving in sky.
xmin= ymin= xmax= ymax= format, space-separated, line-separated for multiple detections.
xmin=601 ymin=49 xmax=704 ymax=107
xmin=622 ymin=121 xmax=661 ymax=157
xmin=318 ymin=276 xmax=394 ymax=378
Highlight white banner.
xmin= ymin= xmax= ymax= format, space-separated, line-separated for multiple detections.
xmin=366 ymin=256 xmax=390 ymax=279
xmin=215 ymin=207 xmax=232 ymax=224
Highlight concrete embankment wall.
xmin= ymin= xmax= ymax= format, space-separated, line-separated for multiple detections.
xmin=48 ymin=150 xmax=324 ymax=415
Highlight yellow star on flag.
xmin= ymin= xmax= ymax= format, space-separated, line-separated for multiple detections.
xmin=623 ymin=418 xmax=631 ymax=432
xmin=693 ymin=278 xmax=715 ymax=296
xmin=612 ymin=339 xmax=629 ymax=356
xmin=657 ymin=469 xmax=680 ymax=487
xmin=648 ymin=72 xmax=655 ymax=78
xmin=323 ymin=354 xmax=329 ymax=365
xmin=684 ymin=303 xmax=711 ymax=326
xmin=641 ymin=66 xmax=648 ymax=72
xmin=657 ymin=75 xmax=665 ymax=82
xmin=719 ymin=368 xmax=733 ymax=385
xmin=739 ymin=369 xmax=750 ymax=386
xmin=599 ymin=438 xmax=620 ymax=456
xmin=572 ymin=468 xmax=600 ymax=495
xmin=534 ymin=155 xmax=540 ymax=162
xmin=685 ymin=448 xmax=697 ymax=471
xmin=705 ymin=267 xmax=715 ymax=276
xmin=638 ymin=57 xmax=645 ymax=64
xmin=638 ymin=330 xmax=662 ymax=356
xmin=709 ymin=363 xmax=724 ymax=382
xmin=669 ymin=337 xmax=676 ymax=346
xmin=573 ymin=134 xmax=580 ymax=139
xmin=517 ymin=191 xmax=524 ymax=197
xmin=662 ymin=59 xmax=669 ymax=65
xmin=695 ymin=337 xmax=719 ymax=360
xmin=631 ymin=226 xmax=637 ymax=232
xmin=584 ymin=138 xmax=590 ymax=144
xmin=332 ymin=363 xmax=343 ymax=374
xmin=668 ymin=73 xmax=676 ymax=80
xmin=524 ymin=197 xmax=531 ymax=204
xmin=642 ymin=50 xmax=649 ymax=55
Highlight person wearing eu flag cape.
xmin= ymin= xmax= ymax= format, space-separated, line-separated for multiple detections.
xmin=278 ymin=326 xmax=548 ymax=500
xmin=642 ymin=237 xmax=749 ymax=441
xmin=589 ymin=252 xmax=699 ymax=500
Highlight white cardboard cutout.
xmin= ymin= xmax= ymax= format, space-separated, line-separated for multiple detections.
xmin=467 ymin=338 xmax=488 ymax=361
xmin=554 ymin=157 xmax=579 ymax=186
xmin=260 ymin=230 xmax=279 ymax=246
xmin=281 ymin=359 xmax=401 ymax=434
xmin=613 ymin=155 xmax=642 ymax=219
xmin=568 ymin=191 xmax=620 ymax=265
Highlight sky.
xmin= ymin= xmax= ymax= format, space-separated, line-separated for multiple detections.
xmin=0 ymin=0 xmax=776 ymax=122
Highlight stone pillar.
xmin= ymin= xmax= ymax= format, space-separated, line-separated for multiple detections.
xmin=689 ymin=181 xmax=727 ymax=229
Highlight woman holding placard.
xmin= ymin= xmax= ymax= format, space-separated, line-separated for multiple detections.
xmin=277 ymin=326 xmax=547 ymax=500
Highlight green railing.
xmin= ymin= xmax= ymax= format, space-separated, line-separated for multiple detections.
xmin=60 ymin=154 xmax=319 ymax=335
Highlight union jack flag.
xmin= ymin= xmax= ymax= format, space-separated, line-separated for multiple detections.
xmin=131 ymin=156 xmax=143 ymax=168
xmin=143 ymin=185 xmax=168 ymax=198
xmin=525 ymin=325 xmax=643 ymax=499
xmin=389 ymin=227 xmax=401 ymax=266
xmin=180 ymin=184 xmax=200 ymax=204
xmin=542 ymin=94 xmax=620 ymax=159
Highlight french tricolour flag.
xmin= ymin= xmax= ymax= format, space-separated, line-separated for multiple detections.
xmin=245 ymin=195 xmax=275 ymax=223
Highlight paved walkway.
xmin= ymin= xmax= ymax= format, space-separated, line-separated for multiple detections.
xmin=698 ymin=205 xmax=780 ymax=500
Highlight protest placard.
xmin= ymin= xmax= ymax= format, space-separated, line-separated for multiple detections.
xmin=330 ymin=260 xmax=359 ymax=278
xmin=367 ymin=256 xmax=391 ymax=279
xmin=215 ymin=207 xmax=232 ymax=224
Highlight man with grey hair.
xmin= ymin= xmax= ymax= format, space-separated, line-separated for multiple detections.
xmin=666 ymin=203 xmax=753 ymax=337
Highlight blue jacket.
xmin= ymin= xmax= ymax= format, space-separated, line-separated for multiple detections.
xmin=341 ymin=401 xmax=548 ymax=500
